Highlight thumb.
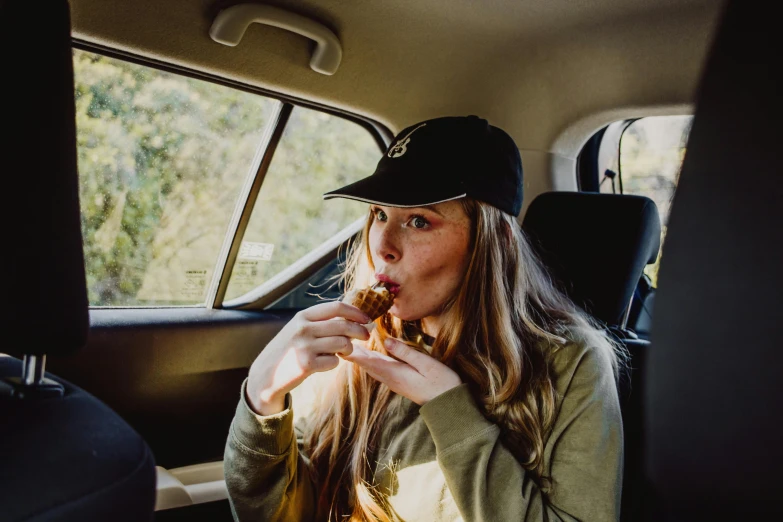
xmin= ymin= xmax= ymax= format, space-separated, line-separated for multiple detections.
xmin=341 ymin=343 xmax=397 ymax=366
xmin=340 ymin=342 xmax=371 ymax=364
xmin=384 ymin=338 xmax=430 ymax=370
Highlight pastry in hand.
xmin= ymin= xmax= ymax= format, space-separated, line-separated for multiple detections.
xmin=345 ymin=282 xmax=395 ymax=321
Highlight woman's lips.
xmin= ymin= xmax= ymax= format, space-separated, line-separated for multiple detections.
xmin=375 ymin=274 xmax=401 ymax=295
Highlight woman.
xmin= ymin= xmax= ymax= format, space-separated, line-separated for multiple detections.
xmin=225 ymin=116 xmax=624 ymax=521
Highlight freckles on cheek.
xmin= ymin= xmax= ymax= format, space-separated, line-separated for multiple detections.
xmin=415 ymin=231 xmax=469 ymax=281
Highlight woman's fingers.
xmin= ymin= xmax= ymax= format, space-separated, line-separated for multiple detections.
xmin=342 ymin=339 xmax=463 ymax=406
xmin=300 ymin=301 xmax=371 ymax=324
xmin=342 ymin=344 xmax=407 ymax=388
xmin=342 ymin=343 xmax=398 ymax=366
xmin=306 ymin=318 xmax=370 ymax=341
xmin=308 ymin=336 xmax=355 ymax=356
xmin=383 ymin=338 xmax=430 ymax=373
xmin=310 ymin=354 xmax=341 ymax=373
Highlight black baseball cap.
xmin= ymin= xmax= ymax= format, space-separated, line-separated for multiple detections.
xmin=323 ymin=115 xmax=523 ymax=216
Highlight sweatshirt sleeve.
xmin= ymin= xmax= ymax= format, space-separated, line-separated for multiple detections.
xmin=418 ymin=345 xmax=624 ymax=522
xmin=224 ymin=378 xmax=318 ymax=522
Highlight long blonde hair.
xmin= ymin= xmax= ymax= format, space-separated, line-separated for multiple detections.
xmin=305 ymin=198 xmax=624 ymax=521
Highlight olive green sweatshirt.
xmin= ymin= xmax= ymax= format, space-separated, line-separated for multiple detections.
xmin=224 ymin=341 xmax=623 ymax=521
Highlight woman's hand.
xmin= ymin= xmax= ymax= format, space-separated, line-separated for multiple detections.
xmin=342 ymin=338 xmax=462 ymax=405
xmin=246 ymin=302 xmax=371 ymax=416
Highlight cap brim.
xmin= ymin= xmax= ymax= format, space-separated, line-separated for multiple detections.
xmin=323 ymin=170 xmax=467 ymax=208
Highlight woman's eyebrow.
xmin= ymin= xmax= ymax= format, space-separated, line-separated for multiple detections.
xmin=419 ymin=205 xmax=445 ymax=217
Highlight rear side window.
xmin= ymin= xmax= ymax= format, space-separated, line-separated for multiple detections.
xmin=74 ymin=49 xmax=383 ymax=307
xmin=224 ymin=108 xmax=380 ymax=302
xmin=597 ymin=116 xmax=693 ymax=285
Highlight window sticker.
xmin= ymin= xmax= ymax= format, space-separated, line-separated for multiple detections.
xmin=182 ymin=270 xmax=208 ymax=299
xmin=231 ymin=260 xmax=259 ymax=288
xmin=239 ymin=242 xmax=275 ymax=261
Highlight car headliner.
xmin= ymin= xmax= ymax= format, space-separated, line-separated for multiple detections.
xmin=69 ymin=0 xmax=724 ymax=207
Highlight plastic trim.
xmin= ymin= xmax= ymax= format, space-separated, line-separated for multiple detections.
xmin=155 ymin=461 xmax=227 ymax=511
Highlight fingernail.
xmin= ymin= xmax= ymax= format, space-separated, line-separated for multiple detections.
xmin=384 ymin=339 xmax=395 ymax=350
xmin=361 ymin=314 xmax=372 ymax=323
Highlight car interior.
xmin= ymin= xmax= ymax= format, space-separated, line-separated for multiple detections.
xmin=1 ymin=0 xmax=781 ymax=520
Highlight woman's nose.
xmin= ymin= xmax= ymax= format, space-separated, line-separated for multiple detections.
xmin=373 ymin=227 xmax=401 ymax=263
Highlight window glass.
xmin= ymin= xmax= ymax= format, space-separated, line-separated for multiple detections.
xmin=599 ymin=116 xmax=693 ymax=286
xmin=74 ymin=49 xmax=279 ymax=306
xmin=224 ymin=107 xmax=382 ymax=301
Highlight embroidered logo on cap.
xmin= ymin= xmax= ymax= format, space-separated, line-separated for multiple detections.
xmin=388 ymin=123 xmax=426 ymax=158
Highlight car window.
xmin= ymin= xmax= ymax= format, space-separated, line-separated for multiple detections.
xmin=74 ymin=50 xmax=384 ymax=309
xmin=74 ymin=49 xmax=280 ymax=306
xmin=598 ymin=116 xmax=693 ymax=286
xmin=223 ymin=107 xmax=382 ymax=302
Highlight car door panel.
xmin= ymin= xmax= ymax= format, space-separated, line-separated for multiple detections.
xmin=46 ymin=308 xmax=296 ymax=469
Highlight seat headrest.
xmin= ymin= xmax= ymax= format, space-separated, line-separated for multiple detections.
xmin=522 ymin=192 xmax=661 ymax=326
xmin=1 ymin=0 xmax=88 ymax=356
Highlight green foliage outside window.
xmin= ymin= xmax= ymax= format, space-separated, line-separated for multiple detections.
xmin=74 ymin=49 xmax=380 ymax=307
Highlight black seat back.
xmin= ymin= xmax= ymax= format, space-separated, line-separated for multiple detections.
xmin=0 ymin=1 xmax=156 ymax=520
xmin=644 ymin=0 xmax=783 ymax=518
xmin=523 ymin=192 xmax=661 ymax=327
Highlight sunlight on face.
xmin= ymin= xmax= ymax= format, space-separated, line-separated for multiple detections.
xmin=368 ymin=200 xmax=472 ymax=330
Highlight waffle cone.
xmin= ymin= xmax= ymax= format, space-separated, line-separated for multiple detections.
xmin=347 ymin=286 xmax=395 ymax=321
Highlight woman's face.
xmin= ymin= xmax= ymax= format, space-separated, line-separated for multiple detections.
xmin=368 ymin=200 xmax=472 ymax=326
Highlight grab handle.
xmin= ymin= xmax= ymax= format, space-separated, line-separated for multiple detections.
xmin=209 ymin=4 xmax=342 ymax=75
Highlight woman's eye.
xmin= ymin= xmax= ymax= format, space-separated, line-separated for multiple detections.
xmin=374 ymin=209 xmax=388 ymax=222
xmin=411 ymin=216 xmax=429 ymax=229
